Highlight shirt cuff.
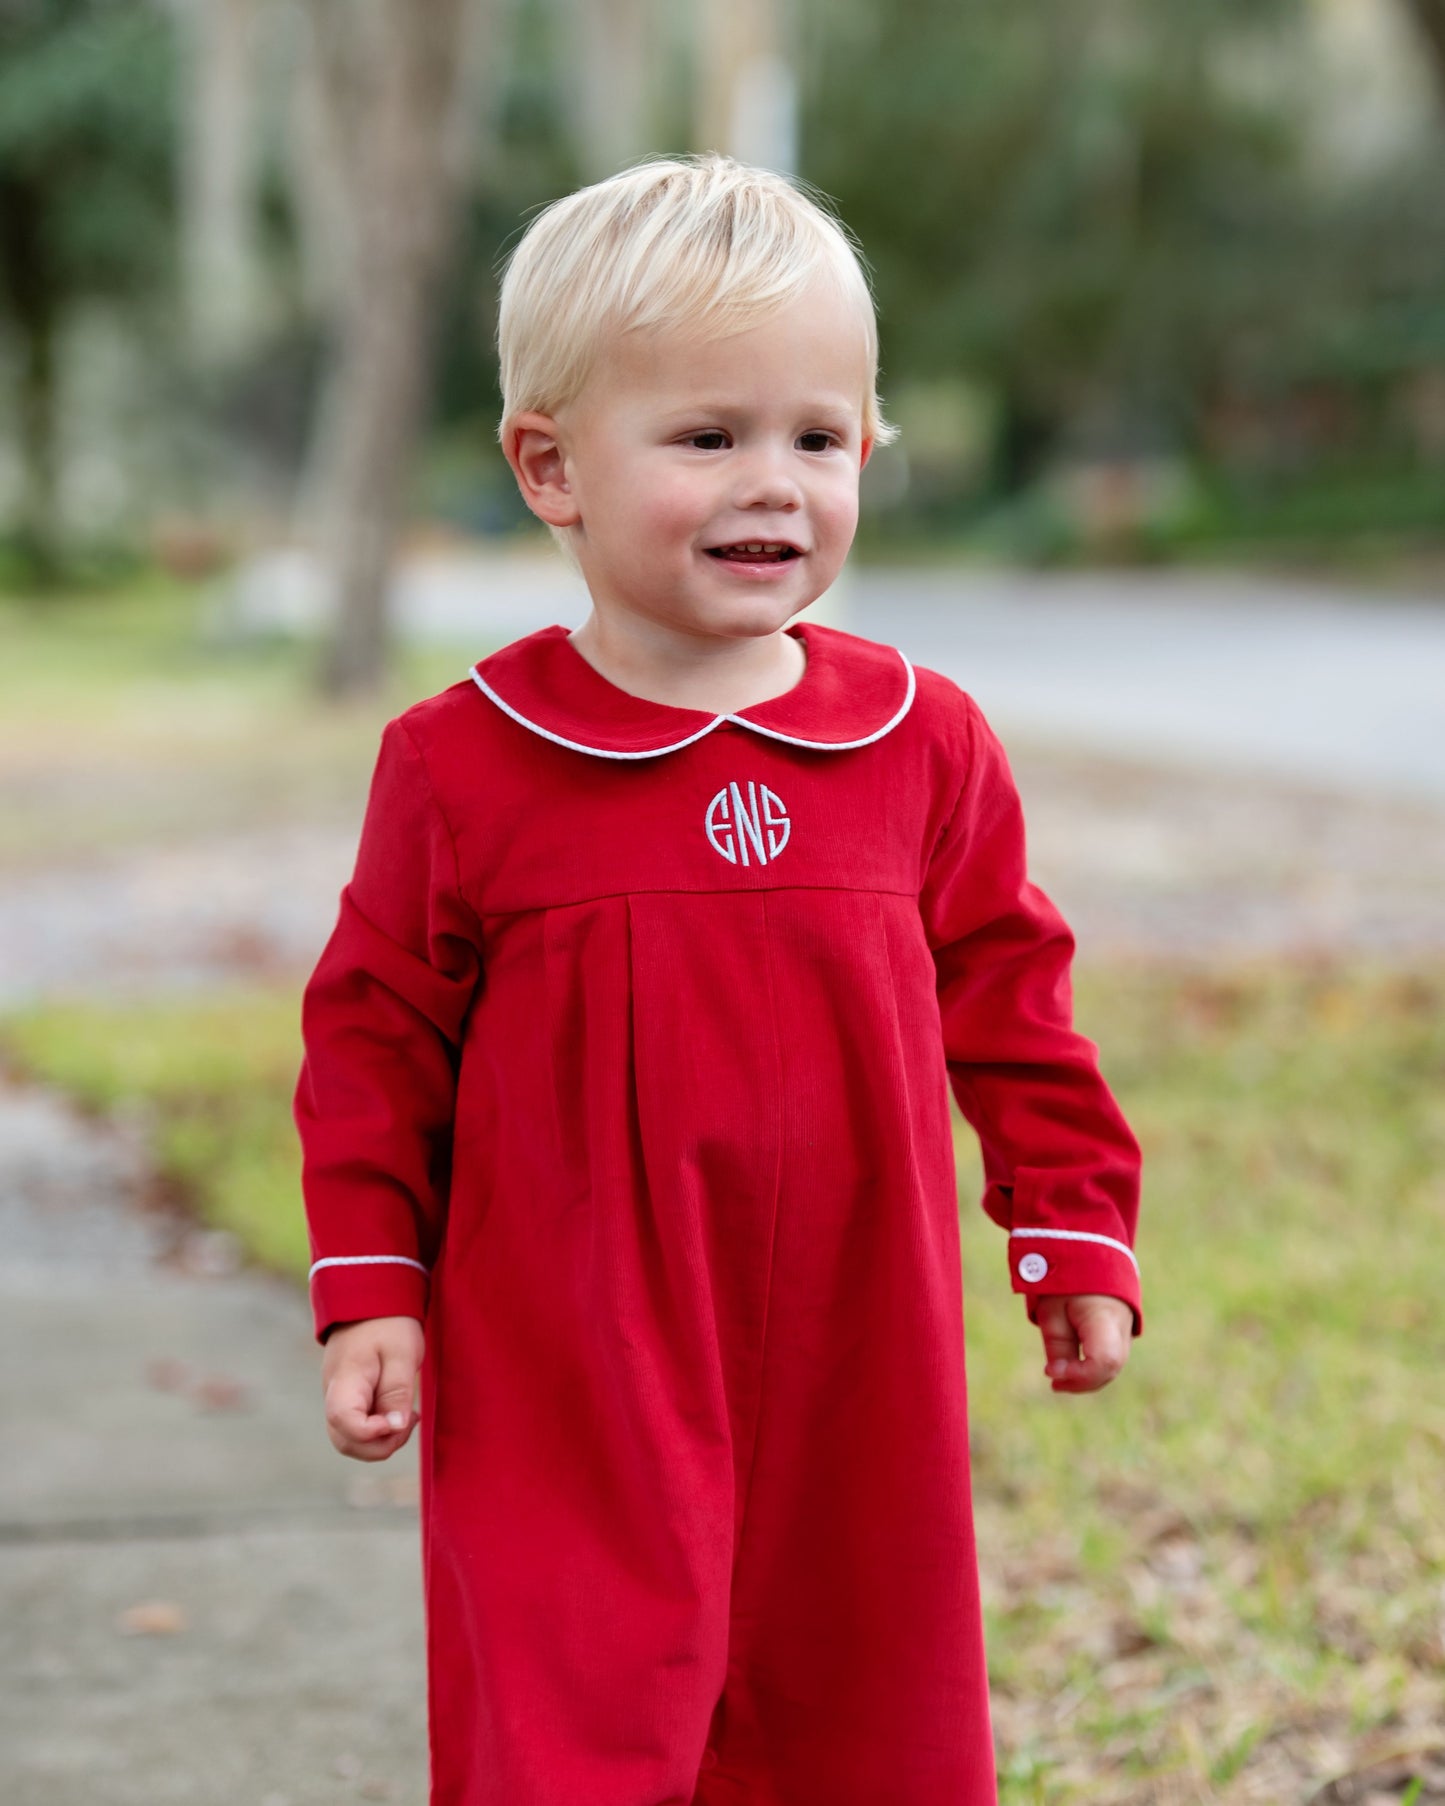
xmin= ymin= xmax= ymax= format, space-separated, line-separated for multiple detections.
xmin=1009 ymin=1230 xmax=1143 ymax=1337
xmin=309 ymin=1255 xmax=430 ymax=1345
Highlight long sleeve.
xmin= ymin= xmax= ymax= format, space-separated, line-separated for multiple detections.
xmin=294 ymin=717 xmax=485 ymax=1344
xmin=919 ymin=693 xmax=1143 ymax=1334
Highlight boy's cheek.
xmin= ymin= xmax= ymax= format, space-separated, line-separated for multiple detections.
xmin=629 ymin=473 xmax=712 ymax=543
xmin=819 ymin=489 xmax=862 ymax=550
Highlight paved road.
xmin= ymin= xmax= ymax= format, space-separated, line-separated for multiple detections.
xmin=849 ymin=567 xmax=1445 ymax=804
xmin=226 ymin=551 xmax=1445 ymax=801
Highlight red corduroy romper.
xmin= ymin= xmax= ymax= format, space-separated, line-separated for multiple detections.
xmin=294 ymin=617 xmax=1144 ymax=1806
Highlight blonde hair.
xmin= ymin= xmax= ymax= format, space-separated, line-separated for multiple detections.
xmin=495 ymin=153 xmax=897 ymax=556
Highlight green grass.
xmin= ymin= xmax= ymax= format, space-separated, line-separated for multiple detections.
xmin=960 ymin=963 xmax=1445 ymax=1802
xmin=962 ymin=964 xmax=1445 ymax=1529
xmin=0 ymin=988 xmax=309 ymax=1275
xmin=2 ymin=958 xmax=1442 ymax=1800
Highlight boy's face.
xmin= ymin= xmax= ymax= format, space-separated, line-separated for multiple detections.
xmin=507 ymin=275 xmax=874 ymax=647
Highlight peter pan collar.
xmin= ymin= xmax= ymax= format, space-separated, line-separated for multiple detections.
xmin=468 ymin=619 xmax=915 ymax=760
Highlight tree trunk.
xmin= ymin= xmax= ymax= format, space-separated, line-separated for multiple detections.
xmin=1405 ymin=0 xmax=1445 ymax=106
xmin=561 ymin=0 xmax=652 ymax=179
xmin=17 ymin=294 xmax=60 ymax=588
xmin=0 ymin=176 xmax=62 ymax=586
xmin=315 ymin=252 xmax=440 ymax=695
xmin=302 ymin=0 xmax=481 ymax=698
xmin=694 ymin=0 xmax=796 ymax=171
xmin=991 ymin=381 xmax=1056 ymax=499
xmin=178 ymin=0 xmax=266 ymax=363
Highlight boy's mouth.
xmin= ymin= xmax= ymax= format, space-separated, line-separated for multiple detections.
xmin=705 ymin=542 xmax=803 ymax=563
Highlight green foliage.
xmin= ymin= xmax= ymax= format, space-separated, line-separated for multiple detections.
xmin=798 ymin=0 xmax=1445 ymax=514
xmin=853 ymin=458 xmax=1445 ymax=567
xmin=0 ymin=0 xmax=179 ymax=584
xmin=804 ymin=4 xmax=1302 ymax=398
xmin=0 ymin=0 xmax=177 ymax=295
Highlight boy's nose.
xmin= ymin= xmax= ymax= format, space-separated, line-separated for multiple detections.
xmin=730 ymin=448 xmax=804 ymax=512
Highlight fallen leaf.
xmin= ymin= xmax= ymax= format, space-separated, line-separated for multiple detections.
xmin=117 ymin=1600 xmax=187 ymax=1636
xmin=145 ymin=1357 xmax=193 ymax=1393
xmin=1110 ymin=1616 xmax=1162 ymax=1658
xmin=192 ymin=1375 xmax=252 ymax=1412
xmin=1306 ymin=1748 xmax=1445 ymax=1804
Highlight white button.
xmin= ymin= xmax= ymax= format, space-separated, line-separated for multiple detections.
xmin=1018 ymin=1252 xmax=1049 ymax=1282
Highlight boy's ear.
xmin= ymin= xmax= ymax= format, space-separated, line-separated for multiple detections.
xmin=502 ymin=411 xmax=581 ymax=530
xmin=860 ymin=434 xmax=875 ymax=471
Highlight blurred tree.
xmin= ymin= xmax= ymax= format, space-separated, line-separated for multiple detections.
xmin=557 ymin=0 xmax=652 ymax=178
xmin=798 ymin=0 xmax=1313 ymax=498
xmin=425 ymin=0 xmax=584 ymax=524
xmin=297 ymin=0 xmax=494 ymax=696
xmin=1404 ymin=0 xmax=1445 ymax=106
xmin=175 ymin=0 xmax=268 ymax=362
xmin=0 ymin=0 xmax=176 ymax=585
xmin=695 ymin=0 xmax=797 ymax=171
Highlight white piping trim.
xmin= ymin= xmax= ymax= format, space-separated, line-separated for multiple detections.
xmin=725 ymin=649 xmax=916 ymax=751
xmin=468 ymin=646 xmax=916 ymax=760
xmin=470 ymin=666 xmax=723 ymax=759
xmin=308 ymin=1254 xmax=429 ymax=1281
xmin=1009 ymin=1228 xmax=1140 ymax=1275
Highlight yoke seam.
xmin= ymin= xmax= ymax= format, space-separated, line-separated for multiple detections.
xmin=477 ymin=880 xmax=923 ymax=926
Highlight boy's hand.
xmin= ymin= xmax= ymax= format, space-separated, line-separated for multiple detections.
xmin=1035 ymin=1294 xmax=1134 ymax=1394
xmin=320 ymin=1316 xmax=424 ymax=1460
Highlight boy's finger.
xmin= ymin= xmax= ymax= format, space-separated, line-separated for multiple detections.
xmin=374 ymin=1348 xmax=420 ymax=1434
xmin=329 ymin=1409 xmax=410 ymax=1457
xmin=1052 ymin=1308 xmax=1130 ymax=1392
xmin=325 ymin=1369 xmax=395 ymax=1441
xmin=1075 ymin=1302 xmax=1131 ymax=1366
xmin=1034 ymin=1298 xmax=1081 ymax=1379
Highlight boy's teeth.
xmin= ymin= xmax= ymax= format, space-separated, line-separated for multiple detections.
xmin=706 ymin=539 xmax=799 ymax=562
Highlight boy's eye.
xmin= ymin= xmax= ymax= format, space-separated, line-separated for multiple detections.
xmin=682 ymin=430 xmax=841 ymax=452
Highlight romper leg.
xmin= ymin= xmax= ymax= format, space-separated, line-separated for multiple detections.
xmin=419 ymin=898 xmax=743 ymax=1806
xmin=696 ymin=894 xmax=998 ymax=1806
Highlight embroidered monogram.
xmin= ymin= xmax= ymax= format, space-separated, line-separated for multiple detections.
xmin=705 ymin=780 xmax=791 ymax=866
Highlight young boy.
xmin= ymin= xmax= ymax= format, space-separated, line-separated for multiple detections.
xmin=295 ymin=153 xmax=1142 ymax=1806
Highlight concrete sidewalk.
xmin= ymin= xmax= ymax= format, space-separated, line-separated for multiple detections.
xmin=2 ymin=1080 xmax=428 ymax=1806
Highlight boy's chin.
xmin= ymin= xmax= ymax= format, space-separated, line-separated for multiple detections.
xmin=582 ymin=571 xmax=822 ymax=643
xmin=687 ymin=593 xmax=816 ymax=641
xmin=694 ymin=567 xmax=829 ymax=621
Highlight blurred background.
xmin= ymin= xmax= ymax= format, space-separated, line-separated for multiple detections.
xmin=2 ymin=2 xmax=1443 ymax=1803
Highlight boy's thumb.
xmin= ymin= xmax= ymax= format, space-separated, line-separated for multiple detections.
xmin=375 ymin=1351 xmax=418 ymax=1431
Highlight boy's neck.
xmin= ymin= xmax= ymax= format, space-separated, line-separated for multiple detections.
xmin=566 ymin=611 xmax=808 ymax=715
